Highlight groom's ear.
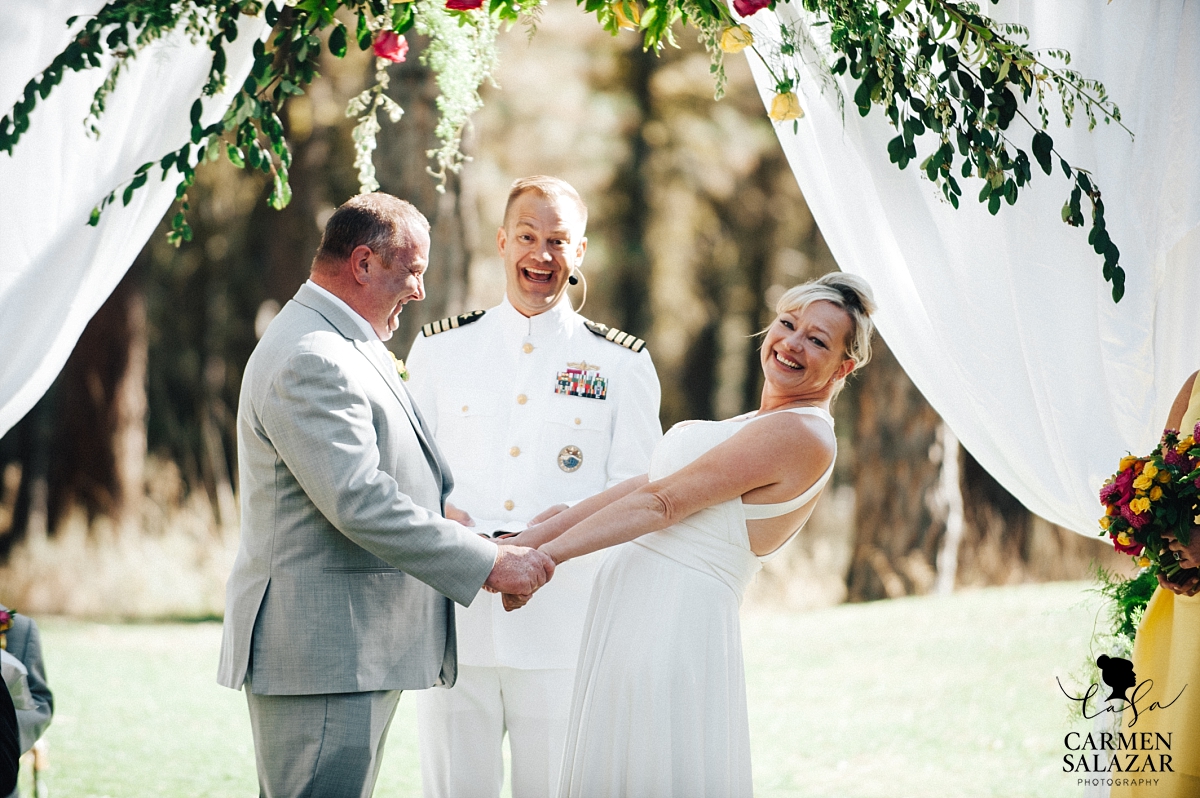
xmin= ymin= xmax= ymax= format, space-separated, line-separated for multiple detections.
xmin=348 ymin=245 xmax=374 ymax=285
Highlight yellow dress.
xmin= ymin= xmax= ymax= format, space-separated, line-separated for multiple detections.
xmin=1112 ymin=378 xmax=1200 ymax=798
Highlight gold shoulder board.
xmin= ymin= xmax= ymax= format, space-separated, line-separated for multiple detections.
xmin=421 ymin=310 xmax=486 ymax=337
xmin=583 ymin=320 xmax=647 ymax=353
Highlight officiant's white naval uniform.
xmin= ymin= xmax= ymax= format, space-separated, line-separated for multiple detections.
xmin=406 ymin=295 xmax=661 ymax=798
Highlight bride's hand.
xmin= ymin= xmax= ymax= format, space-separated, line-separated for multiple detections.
xmin=502 ymin=592 xmax=532 ymax=611
xmin=527 ymin=503 xmax=569 ymax=526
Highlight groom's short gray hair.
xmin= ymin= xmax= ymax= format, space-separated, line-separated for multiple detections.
xmin=312 ymin=193 xmax=429 ymax=273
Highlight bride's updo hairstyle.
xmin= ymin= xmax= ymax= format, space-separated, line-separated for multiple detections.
xmin=774 ymin=272 xmax=877 ymax=384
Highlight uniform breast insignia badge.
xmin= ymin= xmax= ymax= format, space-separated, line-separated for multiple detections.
xmin=557 ymin=445 xmax=583 ymax=473
xmin=556 ymin=361 xmax=608 ymax=400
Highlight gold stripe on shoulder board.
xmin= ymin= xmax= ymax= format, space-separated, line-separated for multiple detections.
xmin=421 ymin=310 xmax=486 ymax=337
xmin=583 ymin=320 xmax=647 ymax=353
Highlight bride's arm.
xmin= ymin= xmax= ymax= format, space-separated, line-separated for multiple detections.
xmin=507 ymin=475 xmax=649 ymax=549
xmin=539 ymin=412 xmax=833 ymax=565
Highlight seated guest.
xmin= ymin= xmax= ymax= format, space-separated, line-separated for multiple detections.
xmin=0 ymin=683 xmax=15 ymax=797
xmin=0 ymin=605 xmax=52 ymax=798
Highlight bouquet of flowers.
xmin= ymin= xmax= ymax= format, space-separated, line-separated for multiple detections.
xmin=1099 ymin=426 xmax=1200 ymax=582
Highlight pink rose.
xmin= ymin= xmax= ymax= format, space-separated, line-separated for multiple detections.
xmin=446 ymin=0 xmax=485 ymax=9
xmin=733 ymin=0 xmax=770 ymax=17
xmin=1112 ymin=536 xmax=1145 ymax=556
xmin=373 ymin=31 xmax=409 ymax=63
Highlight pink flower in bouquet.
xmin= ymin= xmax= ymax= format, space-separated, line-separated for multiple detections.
xmin=446 ymin=0 xmax=485 ymax=9
xmin=733 ymin=0 xmax=771 ymax=17
xmin=1164 ymin=447 xmax=1185 ymax=468
xmin=1113 ymin=535 xmax=1145 ymax=556
xmin=1100 ymin=481 xmax=1122 ymax=505
xmin=373 ymin=31 xmax=409 ymax=63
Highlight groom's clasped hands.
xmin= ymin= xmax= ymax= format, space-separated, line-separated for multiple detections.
xmin=482 ymin=542 xmax=556 ymax=607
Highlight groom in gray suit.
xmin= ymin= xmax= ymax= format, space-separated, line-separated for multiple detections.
xmin=218 ymin=193 xmax=555 ymax=798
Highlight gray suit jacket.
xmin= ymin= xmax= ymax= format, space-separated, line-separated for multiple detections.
xmin=217 ymin=284 xmax=496 ymax=696
xmin=0 ymin=606 xmax=51 ymax=756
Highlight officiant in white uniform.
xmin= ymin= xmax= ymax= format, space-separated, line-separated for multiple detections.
xmin=406 ymin=176 xmax=662 ymax=798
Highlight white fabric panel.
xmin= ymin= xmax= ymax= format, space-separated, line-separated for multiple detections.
xmin=0 ymin=2 xmax=268 ymax=436
xmin=745 ymin=0 xmax=1200 ymax=534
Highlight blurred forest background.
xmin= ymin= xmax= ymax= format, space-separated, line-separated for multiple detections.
xmin=0 ymin=1 xmax=1125 ymax=616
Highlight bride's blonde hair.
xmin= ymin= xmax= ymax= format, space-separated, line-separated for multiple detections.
xmin=774 ymin=272 xmax=877 ymax=373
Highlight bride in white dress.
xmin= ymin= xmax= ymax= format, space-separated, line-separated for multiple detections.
xmin=505 ymin=273 xmax=876 ymax=797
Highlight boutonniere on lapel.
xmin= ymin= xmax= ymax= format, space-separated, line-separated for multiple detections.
xmin=387 ymin=351 xmax=410 ymax=382
xmin=0 ymin=608 xmax=14 ymax=650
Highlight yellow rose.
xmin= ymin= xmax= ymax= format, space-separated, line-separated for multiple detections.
xmin=1179 ymin=436 xmax=1195 ymax=453
xmin=1138 ymin=556 xmax=1152 ymax=568
xmin=1133 ymin=473 xmax=1153 ymax=490
xmin=1130 ymin=497 xmax=1151 ymax=515
xmin=1099 ymin=515 xmax=1112 ymax=529
xmin=719 ymin=24 xmax=754 ymax=54
xmin=1117 ymin=532 xmax=1131 ymax=546
xmin=1120 ymin=455 xmax=1139 ymax=471
xmin=1158 ymin=470 xmax=1171 ymax=483
xmin=1150 ymin=485 xmax=1164 ymax=501
xmin=769 ymin=91 xmax=804 ymax=122
xmin=1143 ymin=463 xmax=1158 ymax=479
xmin=611 ymin=2 xmax=640 ymax=30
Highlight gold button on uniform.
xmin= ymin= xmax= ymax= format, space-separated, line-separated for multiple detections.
xmin=504 ymin=500 xmax=514 ymax=511
xmin=509 ymin=446 xmax=521 ymax=457
xmin=517 ymin=394 xmax=527 ymax=405
xmin=522 ymin=343 xmax=534 ymax=354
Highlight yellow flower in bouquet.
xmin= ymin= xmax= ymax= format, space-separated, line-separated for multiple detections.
xmin=1099 ymin=515 xmax=1112 ymax=529
xmin=1133 ymin=472 xmax=1154 ymax=490
xmin=1120 ymin=455 xmax=1139 ymax=471
xmin=1117 ymin=532 xmax=1131 ymax=546
xmin=719 ymin=24 xmax=753 ymax=53
xmin=1129 ymin=496 xmax=1151 ymax=515
xmin=1177 ymin=435 xmax=1195 ymax=454
xmin=1150 ymin=485 xmax=1164 ymax=501
xmin=1143 ymin=463 xmax=1159 ymax=479
xmin=769 ymin=91 xmax=804 ymax=121
xmin=1138 ymin=556 xmax=1152 ymax=568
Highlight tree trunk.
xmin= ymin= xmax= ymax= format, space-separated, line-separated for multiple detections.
xmin=846 ymin=338 xmax=944 ymax=601
xmin=48 ymin=263 xmax=148 ymax=529
xmin=376 ymin=36 xmax=473 ymax=344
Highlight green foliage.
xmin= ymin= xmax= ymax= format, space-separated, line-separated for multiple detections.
xmin=2 ymin=0 xmax=1131 ymax=299
xmin=1092 ymin=564 xmax=1156 ymax=650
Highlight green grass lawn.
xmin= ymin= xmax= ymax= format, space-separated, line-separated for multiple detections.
xmin=17 ymin=582 xmax=1102 ymax=797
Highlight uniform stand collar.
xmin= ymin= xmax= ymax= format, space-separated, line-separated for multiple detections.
xmin=497 ymin=295 xmax=575 ymax=340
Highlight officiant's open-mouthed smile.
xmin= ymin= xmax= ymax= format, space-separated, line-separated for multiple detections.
xmin=498 ymin=189 xmax=587 ymax=317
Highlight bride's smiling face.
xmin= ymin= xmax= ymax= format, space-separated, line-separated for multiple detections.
xmin=761 ymin=300 xmax=856 ymax=397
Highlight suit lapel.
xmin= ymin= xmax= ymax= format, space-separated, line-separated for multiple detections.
xmin=354 ymin=339 xmax=447 ymax=492
xmin=292 ymin=284 xmax=447 ymax=494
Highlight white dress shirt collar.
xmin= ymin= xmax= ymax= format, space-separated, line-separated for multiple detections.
xmin=495 ymin=294 xmax=576 ymax=340
xmin=306 ymin=279 xmax=379 ymax=341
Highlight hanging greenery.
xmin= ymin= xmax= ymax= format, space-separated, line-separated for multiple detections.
xmin=0 ymin=0 xmax=1129 ymax=299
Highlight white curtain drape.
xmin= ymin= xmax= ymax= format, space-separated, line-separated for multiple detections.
xmin=746 ymin=0 xmax=1200 ymax=535
xmin=0 ymin=2 xmax=266 ymax=436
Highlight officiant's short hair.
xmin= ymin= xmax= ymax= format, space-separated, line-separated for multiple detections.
xmin=503 ymin=176 xmax=588 ymax=231
xmin=313 ymin=193 xmax=429 ymax=272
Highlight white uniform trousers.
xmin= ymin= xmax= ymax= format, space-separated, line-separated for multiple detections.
xmin=416 ymin=665 xmax=575 ymax=798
